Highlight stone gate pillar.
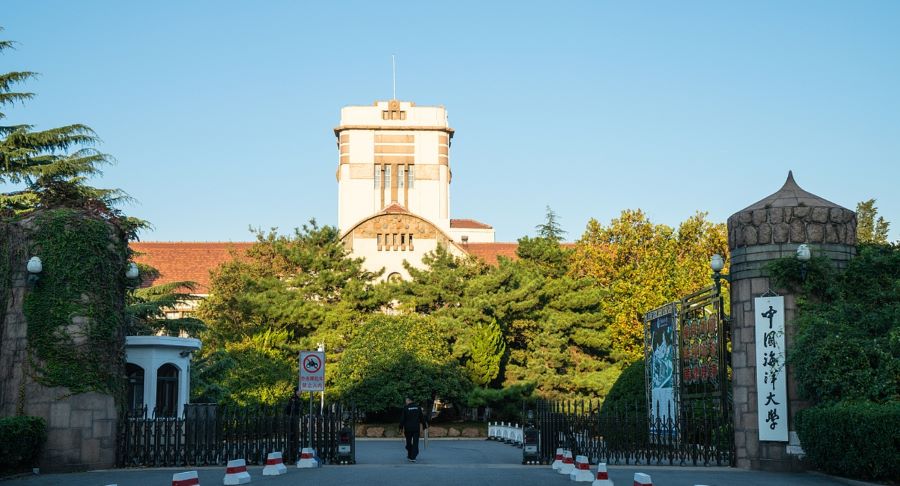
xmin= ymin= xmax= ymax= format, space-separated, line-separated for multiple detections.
xmin=727 ymin=172 xmax=856 ymax=471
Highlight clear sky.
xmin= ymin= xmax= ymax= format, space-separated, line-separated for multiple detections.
xmin=3 ymin=1 xmax=899 ymax=242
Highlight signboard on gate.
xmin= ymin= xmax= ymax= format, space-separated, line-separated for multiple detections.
xmin=644 ymin=302 xmax=678 ymax=440
xmin=299 ymin=351 xmax=325 ymax=392
xmin=754 ymin=296 xmax=788 ymax=442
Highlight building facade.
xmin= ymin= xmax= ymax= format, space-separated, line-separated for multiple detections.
xmin=335 ymin=99 xmax=495 ymax=280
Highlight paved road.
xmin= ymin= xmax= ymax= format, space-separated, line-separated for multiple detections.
xmin=5 ymin=439 xmax=855 ymax=486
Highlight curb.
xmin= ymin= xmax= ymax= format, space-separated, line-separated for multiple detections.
xmin=808 ymin=471 xmax=887 ymax=486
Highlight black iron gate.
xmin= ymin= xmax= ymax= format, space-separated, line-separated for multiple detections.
xmin=118 ymin=402 xmax=357 ymax=467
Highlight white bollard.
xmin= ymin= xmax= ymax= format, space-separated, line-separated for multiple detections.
xmin=223 ymin=458 xmax=251 ymax=485
xmin=296 ymin=447 xmax=319 ymax=468
xmin=571 ymin=455 xmax=593 ymax=482
xmin=634 ymin=472 xmax=652 ymax=486
xmin=592 ymin=463 xmax=613 ymax=486
xmin=551 ymin=448 xmax=565 ymax=470
xmin=262 ymin=451 xmax=287 ymax=476
xmin=172 ymin=470 xmax=200 ymax=486
xmin=558 ymin=450 xmax=575 ymax=475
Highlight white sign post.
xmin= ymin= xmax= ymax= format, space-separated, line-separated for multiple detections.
xmin=754 ymin=296 xmax=788 ymax=442
xmin=300 ymin=351 xmax=325 ymax=392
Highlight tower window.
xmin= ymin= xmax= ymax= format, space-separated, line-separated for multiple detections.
xmin=407 ymin=166 xmax=415 ymax=189
xmin=398 ymin=166 xmax=405 ymax=189
xmin=384 ymin=165 xmax=391 ymax=186
xmin=374 ymin=165 xmax=381 ymax=188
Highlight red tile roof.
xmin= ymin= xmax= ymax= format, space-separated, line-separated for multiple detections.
xmin=130 ymin=242 xmax=253 ymax=293
xmin=450 ymin=218 xmax=493 ymax=229
xmin=464 ymin=242 xmax=519 ymax=265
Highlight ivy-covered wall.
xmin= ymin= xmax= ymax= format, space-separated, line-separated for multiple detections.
xmin=0 ymin=209 xmax=128 ymax=470
xmin=23 ymin=209 xmax=128 ymax=395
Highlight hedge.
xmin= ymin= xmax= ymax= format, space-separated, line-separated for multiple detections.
xmin=0 ymin=416 xmax=46 ymax=473
xmin=795 ymin=401 xmax=900 ymax=482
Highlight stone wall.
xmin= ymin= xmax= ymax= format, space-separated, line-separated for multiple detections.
xmin=0 ymin=213 xmax=122 ymax=471
xmin=728 ymin=205 xmax=856 ymax=250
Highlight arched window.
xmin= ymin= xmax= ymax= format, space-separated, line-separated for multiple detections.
xmin=126 ymin=363 xmax=144 ymax=413
xmin=156 ymin=364 xmax=179 ymax=417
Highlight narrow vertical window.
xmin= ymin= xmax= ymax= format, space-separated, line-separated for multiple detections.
xmin=374 ymin=165 xmax=381 ymax=188
xmin=408 ymin=166 xmax=415 ymax=189
xmin=408 ymin=234 xmax=414 ymax=250
xmin=377 ymin=233 xmax=382 ymax=251
xmin=400 ymin=234 xmax=406 ymax=249
xmin=398 ymin=166 xmax=405 ymax=189
xmin=385 ymin=165 xmax=391 ymax=186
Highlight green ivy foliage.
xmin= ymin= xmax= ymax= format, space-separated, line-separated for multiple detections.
xmin=770 ymin=244 xmax=900 ymax=404
xmin=23 ymin=209 xmax=127 ymax=394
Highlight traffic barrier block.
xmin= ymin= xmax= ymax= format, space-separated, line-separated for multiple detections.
xmin=223 ymin=458 xmax=251 ymax=485
xmin=172 ymin=470 xmax=200 ymax=486
xmin=592 ymin=463 xmax=613 ymax=486
xmin=633 ymin=472 xmax=652 ymax=485
xmin=551 ymin=448 xmax=565 ymax=470
xmin=262 ymin=451 xmax=287 ymax=476
xmin=296 ymin=447 xmax=319 ymax=468
xmin=558 ymin=450 xmax=575 ymax=475
xmin=571 ymin=455 xmax=593 ymax=482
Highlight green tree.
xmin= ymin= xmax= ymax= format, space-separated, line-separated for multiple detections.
xmin=856 ymin=199 xmax=890 ymax=245
xmin=195 ymin=220 xmax=385 ymax=404
xmin=0 ymin=29 xmax=123 ymax=214
xmin=126 ymin=279 xmax=205 ymax=337
xmin=536 ymin=205 xmax=566 ymax=240
xmin=331 ymin=314 xmax=470 ymax=413
xmin=466 ymin=320 xmax=506 ymax=386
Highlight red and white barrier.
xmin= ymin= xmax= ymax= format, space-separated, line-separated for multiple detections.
xmin=223 ymin=459 xmax=251 ymax=485
xmin=571 ymin=455 xmax=593 ymax=482
xmin=172 ymin=471 xmax=200 ymax=486
xmin=558 ymin=450 xmax=575 ymax=475
xmin=296 ymin=447 xmax=319 ymax=468
xmin=551 ymin=448 xmax=565 ymax=470
xmin=592 ymin=463 xmax=613 ymax=486
xmin=633 ymin=472 xmax=652 ymax=486
xmin=262 ymin=451 xmax=287 ymax=476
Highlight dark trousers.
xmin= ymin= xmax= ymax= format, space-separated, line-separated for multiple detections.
xmin=404 ymin=429 xmax=420 ymax=459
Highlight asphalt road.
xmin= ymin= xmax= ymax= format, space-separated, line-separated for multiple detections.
xmin=4 ymin=439 xmax=858 ymax=486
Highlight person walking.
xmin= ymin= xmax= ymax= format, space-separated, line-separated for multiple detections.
xmin=284 ymin=387 xmax=302 ymax=463
xmin=399 ymin=397 xmax=428 ymax=462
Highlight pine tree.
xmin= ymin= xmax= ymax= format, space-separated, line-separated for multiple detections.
xmin=0 ymin=28 xmax=122 ymax=214
xmin=535 ymin=205 xmax=566 ymax=240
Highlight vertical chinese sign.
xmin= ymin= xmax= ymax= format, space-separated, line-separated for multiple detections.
xmin=754 ymin=296 xmax=788 ymax=441
xmin=644 ymin=303 xmax=678 ymax=439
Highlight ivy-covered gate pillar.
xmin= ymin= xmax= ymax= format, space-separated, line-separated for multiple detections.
xmin=726 ymin=172 xmax=856 ymax=471
xmin=0 ymin=209 xmax=129 ymax=471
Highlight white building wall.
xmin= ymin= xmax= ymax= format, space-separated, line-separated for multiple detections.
xmin=353 ymin=236 xmax=466 ymax=281
xmin=125 ymin=336 xmax=201 ymax=417
xmin=449 ymin=227 xmax=495 ymax=243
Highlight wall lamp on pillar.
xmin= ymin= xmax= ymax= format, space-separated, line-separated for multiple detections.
xmin=125 ymin=262 xmax=140 ymax=290
xmin=26 ymin=256 xmax=42 ymax=286
xmin=710 ymin=253 xmax=728 ymax=295
xmin=796 ymin=244 xmax=811 ymax=280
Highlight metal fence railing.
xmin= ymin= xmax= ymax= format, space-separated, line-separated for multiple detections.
xmin=118 ymin=403 xmax=357 ymax=467
xmin=532 ymin=399 xmax=734 ymax=467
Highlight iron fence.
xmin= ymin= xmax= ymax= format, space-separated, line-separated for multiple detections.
xmin=118 ymin=402 xmax=357 ymax=467
xmin=532 ymin=398 xmax=733 ymax=467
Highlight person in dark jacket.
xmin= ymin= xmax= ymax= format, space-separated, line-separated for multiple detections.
xmin=399 ymin=397 xmax=428 ymax=462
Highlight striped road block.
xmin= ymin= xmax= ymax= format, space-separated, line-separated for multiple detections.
xmin=223 ymin=458 xmax=251 ymax=485
xmin=633 ymin=472 xmax=652 ymax=486
xmin=592 ymin=463 xmax=613 ymax=486
xmin=172 ymin=471 xmax=200 ymax=486
xmin=297 ymin=447 xmax=319 ymax=468
xmin=558 ymin=450 xmax=575 ymax=475
xmin=551 ymin=448 xmax=564 ymax=470
xmin=262 ymin=451 xmax=287 ymax=476
xmin=571 ymin=455 xmax=594 ymax=482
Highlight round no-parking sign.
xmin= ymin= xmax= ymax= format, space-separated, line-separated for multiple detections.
xmin=299 ymin=351 xmax=325 ymax=392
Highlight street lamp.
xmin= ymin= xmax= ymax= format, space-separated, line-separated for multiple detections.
xmin=710 ymin=254 xmax=727 ymax=295
xmin=126 ymin=262 xmax=140 ymax=279
xmin=317 ymin=342 xmax=325 ymax=413
xmin=27 ymin=256 xmax=42 ymax=286
xmin=796 ymin=244 xmax=811 ymax=280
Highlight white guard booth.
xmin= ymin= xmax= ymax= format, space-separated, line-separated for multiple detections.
xmin=125 ymin=336 xmax=201 ymax=417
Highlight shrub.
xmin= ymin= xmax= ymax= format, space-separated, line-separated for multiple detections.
xmin=600 ymin=360 xmax=646 ymax=417
xmin=0 ymin=416 xmax=46 ymax=473
xmin=796 ymin=401 xmax=900 ymax=482
xmin=465 ymin=383 xmax=535 ymax=422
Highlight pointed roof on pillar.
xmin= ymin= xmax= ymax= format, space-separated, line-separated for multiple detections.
xmin=739 ymin=171 xmax=847 ymax=211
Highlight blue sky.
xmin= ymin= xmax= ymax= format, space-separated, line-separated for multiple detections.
xmin=3 ymin=1 xmax=899 ymax=242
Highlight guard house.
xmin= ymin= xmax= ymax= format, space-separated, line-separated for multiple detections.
xmin=125 ymin=336 xmax=201 ymax=417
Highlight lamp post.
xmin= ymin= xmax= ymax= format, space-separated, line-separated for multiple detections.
xmin=26 ymin=256 xmax=42 ymax=286
xmin=796 ymin=244 xmax=811 ymax=281
xmin=710 ymin=253 xmax=726 ymax=296
xmin=709 ymin=253 xmax=730 ymax=426
xmin=317 ymin=342 xmax=325 ymax=414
